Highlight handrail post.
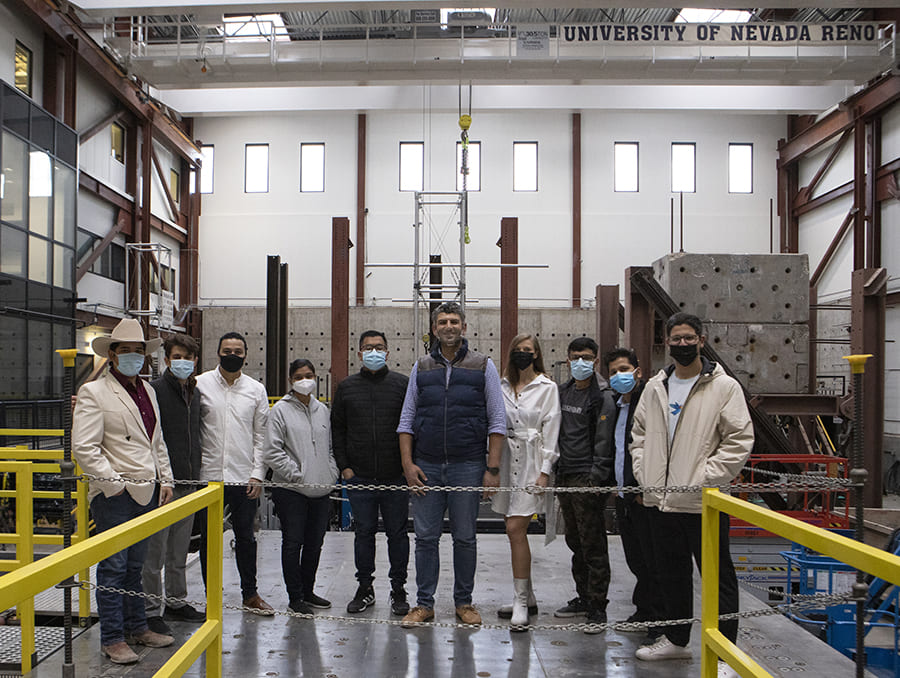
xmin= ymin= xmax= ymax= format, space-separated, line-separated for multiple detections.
xmin=76 ymin=465 xmax=91 ymax=624
xmin=206 ymin=482 xmax=224 ymax=678
xmin=15 ymin=463 xmax=35 ymax=673
xmin=701 ymin=487 xmax=720 ymax=678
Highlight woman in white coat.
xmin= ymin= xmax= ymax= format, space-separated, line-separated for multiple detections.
xmin=491 ymin=334 xmax=561 ymax=629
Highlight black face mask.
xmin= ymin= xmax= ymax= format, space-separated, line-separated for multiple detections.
xmin=511 ymin=350 xmax=536 ymax=371
xmin=219 ymin=353 xmax=245 ymax=373
xmin=669 ymin=344 xmax=699 ymax=367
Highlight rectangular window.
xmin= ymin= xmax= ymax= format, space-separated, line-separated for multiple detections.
xmin=728 ymin=143 xmax=753 ymax=193
xmin=614 ymin=142 xmax=639 ymax=192
xmin=244 ymin=144 xmax=269 ymax=193
xmin=199 ymin=145 xmax=214 ymax=194
xmin=399 ymin=142 xmax=424 ymax=192
xmin=299 ymin=142 xmax=325 ymax=192
xmin=14 ymin=42 xmax=32 ymax=97
xmin=110 ymin=122 xmax=125 ymax=164
xmin=456 ymin=141 xmax=481 ymax=192
xmin=671 ymin=142 xmax=696 ymax=193
xmin=513 ymin=141 xmax=538 ymax=192
xmin=169 ymin=168 xmax=180 ymax=200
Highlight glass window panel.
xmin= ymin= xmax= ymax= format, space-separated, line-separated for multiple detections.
xmin=111 ymin=123 xmax=125 ymax=164
xmin=29 ymin=149 xmax=52 ymax=236
xmin=513 ymin=141 xmax=538 ymax=192
xmin=76 ymin=228 xmax=98 ymax=268
xmin=614 ymin=142 xmax=639 ymax=192
xmin=53 ymin=245 xmax=73 ymax=289
xmin=728 ymin=143 xmax=753 ymax=193
xmin=300 ymin=143 xmax=325 ymax=192
xmin=2 ymin=85 xmax=29 ymax=137
xmin=56 ymin=123 xmax=77 ymax=167
xmin=169 ymin=168 xmax=180 ymax=200
xmin=671 ymin=143 xmax=696 ymax=193
xmin=110 ymin=243 xmax=126 ymax=283
xmin=244 ymin=144 xmax=269 ymax=193
xmin=456 ymin=141 xmax=481 ymax=192
xmin=31 ymin=107 xmax=54 ymax=153
xmin=14 ymin=42 xmax=32 ymax=98
xmin=1 ymin=131 xmax=29 ymax=226
xmin=0 ymin=225 xmax=27 ymax=277
xmin=0 ymin=316 xmax=27 ymax=399
xmin=53 ymin=162 xmax=76 ymax=245
xmin=29 ymin=235 xmax=51 ymax=283
xmin=200 ymin=145 xmax=214 ymax=194
xmin=399 ymin=142 xmax=424 ymax=192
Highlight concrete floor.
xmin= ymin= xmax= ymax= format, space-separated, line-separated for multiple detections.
xmin=24 ymin=530 xmax=872 ymax=677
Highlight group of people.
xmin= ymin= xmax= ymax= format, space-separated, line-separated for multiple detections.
xmin=72 ymin=302 xmax=753 ymax=674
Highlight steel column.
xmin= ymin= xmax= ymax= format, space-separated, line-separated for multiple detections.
xmin=139 ymin=122 xmax=152 ymax=328
xmin=624 ymin=266 xmax=654 ymax=380
xmin=499 ymin=217 xmax=518 ymax=374
xmin=853 ymin=120 xmax=866 ymax=270
xmin=356 ymin=113 xmax=367 ymax=306
xmin=331 ymin=217 xmax=351 ymax=396
xmin=278 ymin=262 xmax=289 ymax=391
xmin=572 ymin=112 xmax=582 ymax=309
xmin=850 ymin=268 xmax=886 ymax=507
xmin=866 ymin=117 xmax=882 ymax=268
xmin=595 ymin=284 xmax=621 ymax=377
xmin=265 ymin=255 xmax=281 ymax=396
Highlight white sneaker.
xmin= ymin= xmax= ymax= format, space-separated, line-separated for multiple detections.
xmin=634 ymin=636 xmax=692 ymax=661
xmin=717 ymin=661 xmax=740 ymax=677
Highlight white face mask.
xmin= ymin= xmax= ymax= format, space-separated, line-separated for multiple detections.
xmin=292 ymin=378 xmax=316 ymax=397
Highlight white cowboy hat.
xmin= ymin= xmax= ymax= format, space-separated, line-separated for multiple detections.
xmin=91 ymin=318 xmax=162 ymax=355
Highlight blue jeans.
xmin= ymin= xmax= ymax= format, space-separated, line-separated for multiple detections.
xmin=271 ymin=488 xmax=332 ymax=605
xmin=412 ymin=459 xmax=485 ymax=609
xmin=346 ymin=476 xmax=410 ymax=589
xmin=91 ymin=489 xmax=157 ymax=646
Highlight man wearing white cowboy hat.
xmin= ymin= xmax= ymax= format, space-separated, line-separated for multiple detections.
xmin=73 ymin=318 xmax=176 ymax=665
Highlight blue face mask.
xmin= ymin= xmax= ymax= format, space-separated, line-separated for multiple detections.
xmin=570 ymin=358 xmax=595 ymax=381
xmin=610 ymin=370 xmax=636 ymax=394
xmin=361 ymin=349 xmax=387 ymax=371
xmin=169 ymin=358 xmax=195 ymax=380
xmin=115 ymin=352 xmax=145 ymax=377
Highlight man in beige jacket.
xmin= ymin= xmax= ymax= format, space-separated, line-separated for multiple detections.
xmin=630 ymin=312 xmax=753 ymax=671
xmin=73 ymin=319 xmax=175 ymax=665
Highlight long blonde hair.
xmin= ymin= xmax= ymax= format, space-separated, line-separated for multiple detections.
xmin=505 ymin=333 xmax=547 ymax=384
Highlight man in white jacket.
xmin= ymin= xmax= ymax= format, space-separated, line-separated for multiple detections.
xmin=630 ymin=312 xmax=753 ymax=666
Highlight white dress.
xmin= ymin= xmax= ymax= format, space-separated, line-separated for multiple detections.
xmin=491 ymin=373 xmax=561 ymax=518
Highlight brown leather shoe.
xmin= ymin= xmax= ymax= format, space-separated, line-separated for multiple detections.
xmin=243 ymin=594 xmax=276 ymax=616
xmin=128 ymin=629 xmax=174 ymax=648
xmin=455 ymin=604 xmax=482 ymax=625
xmin=102 ymin=641 xmax=139 ymax=664
xmin=400 ymin=606 xmax=435 ymax=628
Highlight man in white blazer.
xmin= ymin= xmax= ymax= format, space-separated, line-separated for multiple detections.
xmin=73 ymin=318 xmax=176 ymax=665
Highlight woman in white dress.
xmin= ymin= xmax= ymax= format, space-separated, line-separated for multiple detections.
xmin=492 ymin=334 xmax=561 ymax=629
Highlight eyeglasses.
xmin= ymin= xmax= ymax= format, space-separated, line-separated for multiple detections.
xmin=361 ymin=345 xmax=387 ymax=352
xmin=668 ymin=334 xmax=700 ymax=346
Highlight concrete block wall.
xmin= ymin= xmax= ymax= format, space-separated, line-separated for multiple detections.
xmin=653 ymin=252 xmax=810 ymax=394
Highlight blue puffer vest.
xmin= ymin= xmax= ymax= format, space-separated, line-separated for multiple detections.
xmin=413 ymin=338 xmax=488 ymax=463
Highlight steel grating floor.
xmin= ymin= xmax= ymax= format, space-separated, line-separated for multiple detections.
xmin=19 ymin=531 xmax=876 ymax=677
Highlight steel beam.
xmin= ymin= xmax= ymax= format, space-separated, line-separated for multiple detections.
xmin=75 ymin=209 xmax=129 ymax=283
xmin=331 ymin=217 xmax=351 ymax=396
xmin=571 ymin=112 xmax=581 ymax=309
xmin=750 ymin=394 xmax=842 ymax=417
xmin=151 ymin=146 xmax=181 ymax=226
xmin=809 ymin=208 xmax=857 ymax=289
xmin=624 ymin=266 xmax=654 ymax=381
xmin=595 ymin=284 xmax=620 ymax=377
xmin=850 ymin=268 xmax=887 ymax=508
xmin=499 ymin=217 xmax=518 ymax=374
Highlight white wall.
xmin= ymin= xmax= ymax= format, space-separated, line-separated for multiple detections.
xmin=76 ymin=67 xmax=128 ymax=193
xmin=195 ymin=108 xmax=784 ymax=307
xmin=0 ymin=1 xmax=43 ymax=104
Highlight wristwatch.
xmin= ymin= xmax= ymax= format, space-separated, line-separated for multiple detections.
xmin=486 ymin=466 xmax=500 ymax=476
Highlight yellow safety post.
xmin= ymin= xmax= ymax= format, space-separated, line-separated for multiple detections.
xmin=701 ymin=488 xmax=720 ymax=678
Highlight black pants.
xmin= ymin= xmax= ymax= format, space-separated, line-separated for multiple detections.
xmin=557 ymin=472 xmax=611 ymax=612
xmin=199 ymin=485 xmax=260 ymax=601
xmin=270 ymin=487 xmax=332 ymax=606
xmin=647 ymin=507 xmax=739 ymax=647
xmin=615 ymin=497 xmax=663 ymax=622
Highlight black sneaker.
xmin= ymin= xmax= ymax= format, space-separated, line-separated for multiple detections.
xmin=164 ymin=604 xmax=206 ymax=622
xmin=288 ymin=600 xmax=313 ymax=615
xmin=304 ymin=593 xmax=332 ymax=609
xmin=554 ymin=597 xmax=588 ymax=618
xmin=146 ymin=616 xmax=172 ymax=635
xmin=390 ymin=588 xmax=410 ymax=616
xmin=584 ymin=609 xmax=607 ymax=635
xmin=347 ymin=587 xmax=375 ymax=613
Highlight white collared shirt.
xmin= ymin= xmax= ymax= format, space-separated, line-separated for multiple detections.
xmin=197 ymin=367 xmax=269 ymax=483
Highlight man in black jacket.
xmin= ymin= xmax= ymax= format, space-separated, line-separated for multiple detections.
xmin=553 ymin=337 xmax=616 ymax=633
xmin=604 ymin=347 xmax=661 ymax=639
xmin=332 ymin=330 xmax=410 ymax=616
xmin=142 ymin=334 xmax=205 ymax=633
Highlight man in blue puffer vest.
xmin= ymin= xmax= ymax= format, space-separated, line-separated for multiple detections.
xmin=397 ymin=302 xmax=506 ymax=628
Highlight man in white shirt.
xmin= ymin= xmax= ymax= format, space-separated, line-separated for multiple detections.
xmin=196 ymin=331 xmax=273 ymax=615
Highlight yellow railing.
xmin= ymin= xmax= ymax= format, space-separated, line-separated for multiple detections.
xmin=0 ymin=427 xmax=92 ymax=622
xmin=0 ymin=462 xmax=35 ymax=671
xmin=0 ymin=468 xmax=225 ymax=677
xmin=701 ymin=488 xmax=900 ymax=677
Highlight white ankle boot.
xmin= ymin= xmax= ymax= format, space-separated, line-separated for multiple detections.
xmin=498 ymin=579 xmax=537 ymax=618
xmin=510 ymin=578 xmax=531 ymax=628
